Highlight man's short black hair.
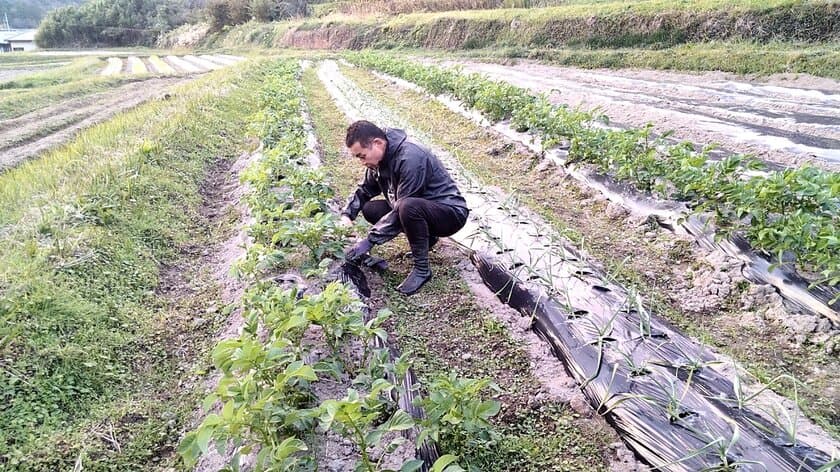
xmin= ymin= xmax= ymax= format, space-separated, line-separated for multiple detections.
xmin=346 ymin=120 xmax=386 ymax=148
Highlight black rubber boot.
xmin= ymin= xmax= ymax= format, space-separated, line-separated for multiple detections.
xmin=429 ymin=235 xmax=439 ymax=250
xmin=402 ymin=236 xmax=438 ymax=260
xmin=397 ymin=241 xmax=431 ymax=296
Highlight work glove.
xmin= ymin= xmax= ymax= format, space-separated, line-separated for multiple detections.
xmin=344 ymin=238 xmax=373 ymax=262
xmin=362 ymin=255 xmax=389 ymax=272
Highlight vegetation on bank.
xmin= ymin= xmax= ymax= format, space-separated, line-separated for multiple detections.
xmin=0 ymin=61 xmax=265 ymax=470
xmin=33 ymin=0 xmax=306 ymax=48
xmin=205 ymin=0 xmax=837 ymax=50
xmin=308 ymin=0 xmax=564 ymax=17
xmin=35 ymin=0 xmax=200 ymax=48
xmin=165 ymin=0 xmax=839 ymax=77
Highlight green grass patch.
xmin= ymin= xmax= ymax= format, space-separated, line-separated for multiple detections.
xmin=378 ymin=0 xmax=823 ymax=22
xmin=0 ymin=59 xmax=273 ymax=470
xmin=0 ymin=54 xmax=73 ymax=67
xmin=0 ymin=57 xmax=106 ymax=90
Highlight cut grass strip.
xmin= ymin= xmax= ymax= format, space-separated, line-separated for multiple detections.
xmin=0 ymin=54 xmax=72 ymax=66
xmin=127 ymin=56 xmax=149 ymax=75
xmin=337 ymin=63 xmax=840 ymax=438
xmin=0 ymin=59 xmax=273 ymax=470
xmin=148 ymin=55 xmax=175 ymax=75
xmin=101 ymin=57 xmax=123 ymax=76
xmin=182 ymin=55 xmax=223 ymax=71
xmin=165 ymin=55 xmax=203 ymax=74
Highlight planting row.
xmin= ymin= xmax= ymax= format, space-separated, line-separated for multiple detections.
xmin=101 ymin=55 xmax=244 ymax=77
xmin=346 ymin=52 xmax=840 ymax=298
xmin=179 ymin=60 xmax=497 ymax=472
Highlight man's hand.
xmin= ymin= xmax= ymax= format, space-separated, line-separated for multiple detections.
xmin=339 ymin=215 xmax=353 ymax=227
xmin=345 ymin=238 xmax=373 ymax=262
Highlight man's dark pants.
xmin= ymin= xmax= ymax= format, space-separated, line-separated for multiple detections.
xmin=361 ymin=198 xmax=467 ymax=250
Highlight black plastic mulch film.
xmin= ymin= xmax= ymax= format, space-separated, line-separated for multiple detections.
xmin=471 ymin=249 xmax=832 ymax=471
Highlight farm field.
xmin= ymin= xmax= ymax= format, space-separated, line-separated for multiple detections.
xmin=2 ymin=51 xmax=838 ymax=471
xmin=0 ymin=53 xmax=246 ymax=171
xmin=2 ymin=1 xmax=839 ymax=471
xmin=424 ymin=58 xmax=840 ymax=170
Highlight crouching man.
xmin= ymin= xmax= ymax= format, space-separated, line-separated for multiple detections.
xmin=341 ymin=120 xmax=469 ymax=295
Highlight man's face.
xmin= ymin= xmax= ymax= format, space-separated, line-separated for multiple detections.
xmin=348 ymin=138 xmax=386 ymax=170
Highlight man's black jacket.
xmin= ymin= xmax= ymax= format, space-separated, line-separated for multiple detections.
xmin=342 ymin=128 xmax=468 ymax=245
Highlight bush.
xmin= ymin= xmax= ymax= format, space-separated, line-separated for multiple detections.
xmin=206 ymin=0 xmax=250 ymax=31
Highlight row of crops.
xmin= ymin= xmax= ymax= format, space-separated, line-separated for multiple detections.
xmin=178 ymin=61 xmax=498 ymax=471
xmin=346 ymin=52 xmax=840 ymax=294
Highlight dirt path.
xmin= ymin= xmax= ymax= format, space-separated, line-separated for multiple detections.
xmin=0 ymin=77 xmax=187 ymax=172
xmin=435 ymin=59 xmax=840 ymax=170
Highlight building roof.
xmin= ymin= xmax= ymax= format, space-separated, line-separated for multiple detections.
xmin=0 ymin=30 xmax=23 ymax=42
xmin=6 ymin=29 xmax=37 ymax=42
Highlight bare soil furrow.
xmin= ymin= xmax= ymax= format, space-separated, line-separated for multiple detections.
xmin=0 ymin=77 xmax=187 ymax=171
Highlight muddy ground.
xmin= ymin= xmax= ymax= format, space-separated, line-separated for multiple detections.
xmin=431 ymin=59 xmax=840 ymax=171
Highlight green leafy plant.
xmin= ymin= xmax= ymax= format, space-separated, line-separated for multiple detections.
xmin=178 ymin=335 xmax=320 ymax=470
xmin=416 ymin=373 xmax=501 ymax=455
xmin=318 ymin=380 xmax=416 ymax=472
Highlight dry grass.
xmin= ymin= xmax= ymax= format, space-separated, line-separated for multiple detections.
xmin=312 ymin=0 xmax=563 ymax=16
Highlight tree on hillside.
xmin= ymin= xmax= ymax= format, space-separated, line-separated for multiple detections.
xmin=0 ymin=0 xmax=81 ymax=29
xmin=206 ymin=0 xmax=308 ymax=31
xmin=35 ymin=0 xmax=198 ymax=47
